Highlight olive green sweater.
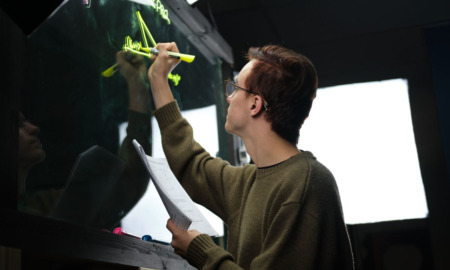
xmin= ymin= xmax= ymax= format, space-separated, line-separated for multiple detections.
xmin=155 ymin=101 xmax=354 ymax=270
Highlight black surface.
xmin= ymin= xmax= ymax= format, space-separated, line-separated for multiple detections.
xmin=0 ymin=207 xmax=194 ymax=269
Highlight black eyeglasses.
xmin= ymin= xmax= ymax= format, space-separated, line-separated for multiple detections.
xmin=224 ymin=80 xmax=268 ymax=110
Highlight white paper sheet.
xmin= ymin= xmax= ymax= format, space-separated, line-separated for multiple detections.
xmin=132 ymin=140 xmax=218 ymax=236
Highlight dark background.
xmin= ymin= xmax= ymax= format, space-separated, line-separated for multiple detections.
xmin=1 ymin=0 xmax=449 ymax=269
xmin=191 ymin=2 xmax=450 ymax=269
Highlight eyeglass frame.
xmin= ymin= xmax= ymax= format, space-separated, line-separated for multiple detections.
xmin=224 ymin=80 xmax=268 ymax=111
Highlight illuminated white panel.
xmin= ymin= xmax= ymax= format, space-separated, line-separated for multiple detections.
xmin=299 ymin=79 xmax=428 ymax=224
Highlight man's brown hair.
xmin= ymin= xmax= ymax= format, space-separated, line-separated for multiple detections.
xmin=245 ymin=45 xmax=318 ymax=144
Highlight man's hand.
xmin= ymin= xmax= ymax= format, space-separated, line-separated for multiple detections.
xmin=117 ymin=51 xmax=147 ymax=85
xmin=148 ymin=42 xmax=181 ymax=81
xmin=166 ymin=218 xmax=201 ymax=257
xmin=116 ymin=51 xmax=149 ymax=113
xmin=147 ymin=42 xmax=181 ymax=109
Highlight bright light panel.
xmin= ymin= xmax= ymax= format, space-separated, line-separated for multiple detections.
xmin=186 ymin=0 xmax=198 ymax=5
xmin=299 ymin=79 xmax=429 ymax=224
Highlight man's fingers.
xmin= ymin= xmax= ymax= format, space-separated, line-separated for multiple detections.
xmin=156 ymin=42 xmax=180 ymax=55
xmin=167 ymin=219 xmax=180 ymax=253
xmin=166 ymin=42 xmax=179 ymax=53
xmin=116 ymin=51 xmax=125 ymax=64
xmin=166 ymin=218 xmax=176 ymax=233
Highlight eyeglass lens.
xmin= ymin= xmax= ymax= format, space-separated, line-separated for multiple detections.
xmin=226 ymin=82 xmax=236 ymax=97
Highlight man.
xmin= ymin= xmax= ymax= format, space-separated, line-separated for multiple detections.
xmin=148 ymin=42 xmax=354 ymax=269
xmin=17 ymin=113 xmax=61 ymax=215
xmin=18 ymin=113 xmax=46 ymax=195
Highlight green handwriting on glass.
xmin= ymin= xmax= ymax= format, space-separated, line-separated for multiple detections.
xmin=149 ymin=0 xmax=170 ymax=25
xmin=102 ymin=11 xmax=195 ymax=86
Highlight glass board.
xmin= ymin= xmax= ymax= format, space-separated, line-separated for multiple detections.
xmin=18 ymin=0 xmax=226 ymax=234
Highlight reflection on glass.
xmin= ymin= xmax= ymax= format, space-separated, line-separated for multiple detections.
xmin=18 ymin=0 xmax=224 ymax=232
xmin=19 ymin=51 xmax=153 ymax=230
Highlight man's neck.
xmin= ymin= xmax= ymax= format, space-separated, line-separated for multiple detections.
xmin=244 ymin=131 xmax=300 ymax=168
xmin=18 ymin=166 xmax=29 ymax=195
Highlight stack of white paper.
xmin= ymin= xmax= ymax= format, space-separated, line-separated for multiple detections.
xmin=132 ymin=139 xmax=218 ymax=236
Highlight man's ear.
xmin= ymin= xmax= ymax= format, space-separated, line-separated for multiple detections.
xmin=250 ymin=95 xmax=265 ymax=117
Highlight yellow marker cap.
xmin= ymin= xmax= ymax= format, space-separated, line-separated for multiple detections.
xmin=101 ymin=63 xmax=119 ymax=77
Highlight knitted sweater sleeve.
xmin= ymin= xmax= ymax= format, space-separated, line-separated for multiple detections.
xmin=154 ymin=101 xmax=248 ymax=222
xmin=92 ymin=110 xmax=153 ymax=229
xmin=114 ymin=110 xmax=153 ymax=217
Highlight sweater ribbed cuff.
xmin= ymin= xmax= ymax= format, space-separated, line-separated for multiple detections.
xmin=153 ymin=101 xmax=183 ymax=129
xmin=186 ymin=234 xmax=216 ymax=269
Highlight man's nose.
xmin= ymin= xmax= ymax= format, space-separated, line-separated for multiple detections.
xmin=25 ymin=122 xmax=40 ymax=135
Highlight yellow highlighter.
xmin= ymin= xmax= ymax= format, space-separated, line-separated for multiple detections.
xmin=101 ymin=63 xmax=119 ymax=78
xmin=101 ymin=48 xmax=195 ymax=78
xmin=142 ymin=47 xmax=195 ymax=63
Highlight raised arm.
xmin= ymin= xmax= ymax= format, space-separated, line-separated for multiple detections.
xmin=147 ymin=42 xmax=181 ymax=109
xmin=117 ymin=51 xmax=150 ymax=113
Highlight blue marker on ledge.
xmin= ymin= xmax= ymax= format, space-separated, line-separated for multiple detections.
xmin=142 ymin=234 xmax=170 ymax=245
xmin=142 ymin=234 xmax=153 ymax=241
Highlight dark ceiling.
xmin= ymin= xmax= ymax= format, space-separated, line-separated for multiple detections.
xmin=2 ymin=0 xmax=449 ymax=76
xmin=193 ymin=0 xmax=450 ymax=70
